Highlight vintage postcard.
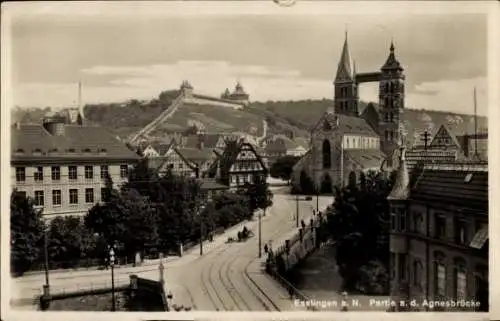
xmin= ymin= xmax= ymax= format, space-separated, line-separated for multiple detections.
xmin=1 ymin=1 xmax=497 ymax=321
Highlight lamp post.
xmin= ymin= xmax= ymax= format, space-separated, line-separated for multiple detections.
xmin=109 ymin=245 xmax=116 ymax=311
xmin=159 ymin=253 xmax=165 ymax=286
xmin=258 ymin=208 xmax=265 ymax=258
xmin=316 ymin=183 xmax=319 ymax=213
xmin=43 ymin=219 xmax=50 ymax=293
xmin=199 ymin=204 xmax=206 ymax=256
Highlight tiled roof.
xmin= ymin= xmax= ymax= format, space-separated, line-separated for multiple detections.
xmin=11 ymin=123 xmax=139 ymax=162
xmin=184 ymin=134 xmax=222 ymax=149
xmin=337 ymin=114 xmax=378 ymax=137
xmin=344 ymin=149 xmax=386 ymax=170
xmin=293 ymin=137 xmax=309 ymax=148
xmin=199 ymin=178 xmax=229 ymax=190
xmin=150 ymin=142 xmax=173 ymax=155
xmin=265 ymin=135 xmax=298 ymax=153
xmin=176 ymin=147 xmax=214 ymax=164
xmin=410 ymin=163 xmax=488 ymax=211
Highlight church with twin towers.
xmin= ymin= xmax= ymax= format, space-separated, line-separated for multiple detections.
xmin=292 ymin=32 xmax=407 ymax=192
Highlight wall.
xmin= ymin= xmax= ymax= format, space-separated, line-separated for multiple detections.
xmin=12 ymin=163 xmax=131 ymax=217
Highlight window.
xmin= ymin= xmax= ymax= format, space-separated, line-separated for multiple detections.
xmin=85 ymin=188 xmax=94 ymax=203
xmin=385 ymin=130 xmax=389 ymax=140
xmin=120 ymin=165 xmax=128 ymax=178
xmin=435 ymin=214 xmax=447 ymax=239
xmin=454 ymin=218 xmax=468 ymax=245
xmin=412 ymin=211 xmax=422 ymax=233
xmin=413 ymin=260 xmax=422 ymax=286
xmin=101 ymin=188 xmax=109 ymax=202
xmin=100 ymin=165 xmax=109 ymax=179
xmin=399 ymin=208 xmax=407 ymax=231
xmin=69 ymin=189 xmax=78 ymax=204
xmin=390 ymin=252 xmax=396 ymax=279
xmin=455 ymin=263 xmax=467 ymax=300
xmin=179 ymin=163 xmax=184 ymax=169
xmin=15 ymin=167 xmax=26 ymax=182
xmin=389 ymin=131 xmax=394 ymax=141
xmin=436 ymin=262 xmax=446 ymax=297
xmin=391 ymin=210 xmax=397 ymax=230
xmin=322 ymin=140 xmax=331 ymax=169
xmin=399 ymin=253 xmax=408 ymax=281
xmin=51 ymin=166 xmax=61 ymax=181
xmin=84 ymin=166 xmax=93 ymax=179
xmin=69 ymin=166 xmax=78 ymax=180
xmin=34 ymin=191 xmax=44 ymax=206
xmin=52 ymin=190 xmax=61 ymax=206
xmin=34 ymin=167 xmax=44 ymax=181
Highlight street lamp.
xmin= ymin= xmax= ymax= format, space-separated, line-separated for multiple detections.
xmin=108 ymin=245 xmax=116 ymax=311
xmin=258 ymin=208 xmax=265 ymax=258
xmin=43 ymin=219 xmax=50 ymax=295
xmin=315 ymin=183 xmax=319 ymax=213
xmin=199 ymin=204 xmax=206 ymax=256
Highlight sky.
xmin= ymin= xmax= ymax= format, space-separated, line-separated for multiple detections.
xmin=5 ymin=2 xmax=490 ymax=116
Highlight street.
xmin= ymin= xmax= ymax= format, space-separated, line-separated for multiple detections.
xmin=10 ymin=192 xmax=334 ymax=311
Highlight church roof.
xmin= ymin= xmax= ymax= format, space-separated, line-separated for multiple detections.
xmin=387 ymin=147 xmax=410 ymax=200
xmin=337 ymin=114 xmax=378 ymax=137
xmin=381 ymin=41 xmax=404 ymax=71
xmin=344 ymin=149 xmax=387 ymax=170
xmin=335 ymin=32 xmax=354 ymax=82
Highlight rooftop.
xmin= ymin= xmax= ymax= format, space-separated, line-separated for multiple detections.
xmin=12 ymin=123 xmax=139 ymax=163
xmin=410 ymin=162 xmax=488 ymax=211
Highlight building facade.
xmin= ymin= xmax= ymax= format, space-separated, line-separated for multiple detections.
xmin=388 ymin=150 xmax=488 ymax=312
xmin=11 ymin=115 xmax=139 ymax=218
xmin=292 ymin=33 xmax=405 ymax=192
xmin=208 ymin=139 xmax=268 ymax=190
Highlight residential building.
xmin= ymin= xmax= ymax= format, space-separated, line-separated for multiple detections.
xmin=388 ymin=147 xmax=488 ymax=311
xmin=11 ymin=114 xmax=139 ymax=218
xmin=207 ymin=138 xmax=268 ymax=190
xmin=264 ymin=134 xmax=308 ymax=165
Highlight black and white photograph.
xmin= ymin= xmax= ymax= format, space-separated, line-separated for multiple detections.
xmin=1 ymin=1 xmax=496 ymax=319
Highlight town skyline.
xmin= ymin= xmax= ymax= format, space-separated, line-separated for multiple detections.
xmin=5 ymin=2 xmax=489 ymax=116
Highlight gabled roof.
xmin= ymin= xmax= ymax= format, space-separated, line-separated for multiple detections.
xmin=207 ymin=140 xmax=267 ymax=184
xmin=344 ymin=149 xmax=387 ymax=170
xmin=11 ymin=123 xmax=139 ymax=162
xmin=149 ymin=141 xmax=174 ymax=156
xmin=176 ymin=147 xmax=215 ymax=164
xmin=265 ymin=135 xmax=299 ymax=153
xmin=311 ymin=111 xmax=378 ymax=137
xmin=184 ymin=134 xmax=223 ymax=149
xmin=293 ymin=137 xmax=309 ymax=148
xmin=409 ymin=162 xmax=488 ymax=211
xmin=429 ymin=124 xmax=462 ymax=149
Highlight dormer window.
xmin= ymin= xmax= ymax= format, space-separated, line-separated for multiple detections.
xmin=33 ymin=148 xmax=42 ymax=155
xmin=83 ymin=148 xmax=91 ymax=153
xmin=14 ymin=149 xmax=24 ymax=155
xmin=98 ymin=148 xmax=107 ymax=154
xmin=464 ymin=173 xmax=473 ymax=183
xmin=68 ymin=148 xmax=76 ymax=153
xmin=49 ymin=148 xmax=58 ymax=153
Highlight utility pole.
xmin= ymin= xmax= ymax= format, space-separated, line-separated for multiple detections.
xmin=473 ymin=87 xmax=478 ymax=158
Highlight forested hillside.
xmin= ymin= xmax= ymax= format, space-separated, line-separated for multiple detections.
xmin=12 ymin=89 xmax=487 ymax=144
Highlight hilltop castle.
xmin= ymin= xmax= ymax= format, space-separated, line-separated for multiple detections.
xmin=292 ymin=32 xmax=406 ymax=192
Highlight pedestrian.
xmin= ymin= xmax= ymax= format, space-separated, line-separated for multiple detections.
xmin=264 ymin=244 xmax=269 ymax=253
xmin=288 ymin=286 xmax=294 ymax=299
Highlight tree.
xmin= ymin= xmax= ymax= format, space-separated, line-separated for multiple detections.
xmin=269 ymin=155 xmax=300 ymax=182
xmin=10 ymin=191 xmax=44 ymax=276
xmin=47 ymin=216 xmax=93 ymax=268
xmin=239 ymin=175 xmax=273 ymax=213
xmin=123 ymin=158 xmax=159 ymax=198
xmin=326 ymin=170 xmax=395 ymax=293
xmin=85 ymin=188 xmax=159 ymax=259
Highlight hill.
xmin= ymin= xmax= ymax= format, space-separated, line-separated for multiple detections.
xmin=12 ymin=90 xmax=487 ymax=146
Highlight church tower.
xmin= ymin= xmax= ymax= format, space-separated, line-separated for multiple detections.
xmin=378 ymin=41 xmax=405 ymax=160
xmin=334 ymin=32 xmax=358 ymax=117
